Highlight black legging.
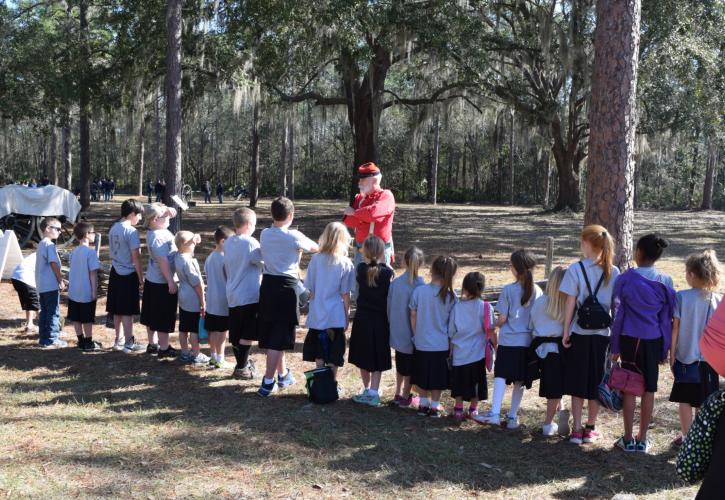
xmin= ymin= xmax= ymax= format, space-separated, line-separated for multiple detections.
xmin=697 ymin=411 xmax=725 ymax=499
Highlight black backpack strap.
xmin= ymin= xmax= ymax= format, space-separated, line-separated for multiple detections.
xmin=579 ymin=261 xmax=593 ymax=297
xmin=592 ymin=273 xmax=605 ymax=296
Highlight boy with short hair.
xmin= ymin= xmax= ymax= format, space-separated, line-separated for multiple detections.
xmin=205 ymin=225 xmax=234 ymax=368
xmin=257 ymin=197 xmax=319 ymax=396
xmin=11 ymin=252 xmax=39 ymax=333
xmin=67 ymin=222 xmax=101 ymax=351
xmin=224 ymin=208 xmax=262 ymax=379
xmin=36 ymin=217 xmax=66 ymax=348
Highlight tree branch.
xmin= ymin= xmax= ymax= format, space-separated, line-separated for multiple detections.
xmin=267 ymin=84 xmax=346 ymax=106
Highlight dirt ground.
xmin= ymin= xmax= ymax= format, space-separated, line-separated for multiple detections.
xmin=1 ymin=197 xmax=721 ymax=498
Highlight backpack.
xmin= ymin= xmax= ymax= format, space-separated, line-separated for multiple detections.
xmin=576 ymin=261 xmax=612 ymax=330
xmin=304 ymin=367 xmax=339 ymax=404
xmin=598 ymin=348 xmax=623 ymax=412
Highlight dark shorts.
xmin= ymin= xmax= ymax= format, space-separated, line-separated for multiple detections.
xmin=178 ymin=308 xmax=200 ymax=334
xmin=563 ymin=333 xmax=610 ymax=400
xmin=106 ymin=268 xmax=140 ymax=316
xmin=140 ymin=280 xmax=177 ymax=333
xmin=412 ymin=350 xmax=449 ymax=391
xmin=229 ymin=304 xmax=259 ymax=342
xmin=302 ymin=328 xmax=346 ymax=367
xmin=395 ymin=351 xmax=414 ymax=377
xmin=619 ymin=335 xmax=662 ymax=393
xmin=494 ymin=346 xmax=529 ymax=386
xmin=669 ymin=361 xmax=721 ymax=407
xmin=67 ymin=299 xmax=97 ymax=324
xmin=204 ymin=313 xmax=229 ymax=333
xmin=451 ymin=358 xmax=488 ymax=401
xmin=12 ymin=279 xmax=39 ymax=312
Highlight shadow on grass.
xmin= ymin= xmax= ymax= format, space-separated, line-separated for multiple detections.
xmin=0 ymin=340 xmax=690 ymax=497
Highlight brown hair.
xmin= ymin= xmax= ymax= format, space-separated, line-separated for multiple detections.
xmin=511 ymin=249 xmax=536 ymax=306
xmin=581 ymin=224 xmax=614 ymax=284
xmin=271 ymin=196 xmax=294 ymax=221
xmin=214 ymin=225 xmax=233 ymax=244
xmin=72 ymin=221 xmax=94 ymax=241
xmin=40 ymin=217 xmax=60 ymax=233
xmin=462 ymin=272 xmax=485 ymax=299
xmin=430 ymin=255 xmax=458 ymax=303
xmin=404 ymin=247 xmax=424 ymax=285
xmin=686 ymin=249 xmax=721 ymax=291
xmin=362 ymin=235 xmax=385 ymax=287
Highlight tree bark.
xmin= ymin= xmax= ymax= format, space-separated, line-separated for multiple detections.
xmin=509 ymin=110 xmax=515 ymax=204
xmin=78 ymin=0 xmax=91 ymax=209
xmin=542 ymin=148 xmax=552 ymax=208
xmin=62 ymin=123 xmax=72 ymax=190
xmin=288 ymin=121 xmax=295 ymax=200
xmin=49 ymin=126 xmax=58 ymax=185
xmin=154 ymin=88 xmax=162 ymax=179
xmin=701 ymin=139 xmax=718 ymax=210
xmin=430 ymin=112 xmax=440 ymax=204
xmin=585 ymin=0 xmax=642 ymax=268
xmin=248 ymin=101 xmax=260 ymax=208
xmin=138 ymin=113 xmax=148 ymax=196
xmin=279 ymin=115 xmax=288 ymax=196
xmin=164 ymin=0 xmax=183 ymax=232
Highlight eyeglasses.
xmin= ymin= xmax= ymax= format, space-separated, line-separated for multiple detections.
xmin=49 ymin=226 xmax=62 ymax=231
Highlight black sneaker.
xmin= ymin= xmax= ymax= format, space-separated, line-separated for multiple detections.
xmin=157 ymin=346 xmax=178 ymax=360
xmin=81 ymin=339 xmax=103 ymax=352
xmin=77 ymin=337 xmax=87 ymax=350
xmin=146 ymin=343 xmax=160 ymax=355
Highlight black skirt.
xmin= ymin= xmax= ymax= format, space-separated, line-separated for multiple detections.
xmin=204 ymin=313 xmax=229 ymax=333
xmin=539 ymin=351 xmax=565 ymax=399
xmin=140 ymin=280 xmax=178 ymax=333
xmin=178 ymin=308 xmax=200 ymax=333
xmin=302 ymin=328 xmax=346 ymax=367
xmin=258 ymin=275 xmax=299 ymax=351
xmin=12 ymin=279 xmax=39 ymax=312
xmin=348 ymin=309 xmax=392 ymax=372
xmin=619 ymin=335 xmax=662 ymax=393
xmin=412 ymin=350 xmax=449 ymax=391
xmin=106 ymin=268 xmax=140 ymax=316
xmin=669 ymin=362 xmax=721 ymax=407
xmin=229 ymin=304 xmax=259 ymax=342
xmin=451 ymin=358 xmax=488 ymax=401
xmin=494 ymin=345 xmax=530 ymax=387
xmin=563 ymin=333 xmax=610 ymax=400
xmin=395 ymin=351 xmax=414 ymax=377
xmin=67 ymin=299 xmax=97 ymax=324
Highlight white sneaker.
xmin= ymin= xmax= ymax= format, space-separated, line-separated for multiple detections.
xmin=542 ymin=422 xmax=559 ymax=436
xmin=112 ymin=340 xmax=125 ymax=351
xmin=557 ymin=409 xmax=571 ymax=436
xmin=123 ymin=336 xmax=145 ymax=353
xmin=506 ymin=416 xmax=520 ymax=429
xmin=192 ymin=352 xmax=211 ymax=365
xmin=473 ymin=411 xmax=501 ymax=425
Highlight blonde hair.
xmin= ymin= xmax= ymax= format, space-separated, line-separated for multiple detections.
xmin=431 ymin=255 xmax=458 ymax=303
xmin=686 ymin=249 xmax=721 ymax=291
xmin=232 ymin=207 xmax=255 ymax=229
xmin=544 ymin=266 xmax=567 ymax=322
xmin=318 ymin=222 xmax=350 ymax=263
xmin=362 ymin=235 xmax=385 ymax=287
xmin=143 ymin=202 xmax=168 ymax=229
xmin=404 ymin=247 xmax=424 ymax=285
xmin=581 ymin=224 xmax=615 ymax=284
xmin=174 ymin=230 xmax=194 ymax=250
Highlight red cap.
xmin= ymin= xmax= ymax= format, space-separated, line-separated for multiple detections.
xmin=357 ymin=162 xmax=381 ymax=178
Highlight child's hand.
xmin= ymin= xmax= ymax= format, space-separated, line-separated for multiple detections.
xmin=669 ymin=352 xmax=676 ymax=368
xmin=138 ymin=280 xmax=144 ymax=293
xmin=611 ymin=353 xmax=620 ymax=363
xmin=192 ymin=233 xmax=201 ymax=245
xmin=58 ymin=280 xmax=66 ymax=291
xmin=200 ymin=304 xmax=206 ymax=317
xmin=562 ymin=333 xmax=571 ymax=348
xmin=168 ymin=281 xmax=178 ymax=294
xmin=165 ymin=207 xmax=177 ymax=218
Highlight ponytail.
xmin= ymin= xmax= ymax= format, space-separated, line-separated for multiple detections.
xmin=510 ymin=249 xmax=536 ymax=305
xmin=404 ymin=246 xmax=424 ymax=285
xmin=431 ymin=255 xmax=458 ymax=303
xmin=362 ymin=235 xmax=385 ymax=288
xmin=582 ymin=225 xmax=614 ymax=284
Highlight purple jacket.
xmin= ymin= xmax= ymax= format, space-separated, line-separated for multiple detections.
xmin=611 ymin=269 xmax=676 ymax=360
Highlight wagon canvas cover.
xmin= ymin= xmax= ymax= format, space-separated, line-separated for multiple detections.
xmin=0 ymin=185 xmax=82 ymax=220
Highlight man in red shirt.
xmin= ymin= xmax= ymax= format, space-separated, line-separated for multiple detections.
xmin=343 ymin=162 xmax=396 ymax=265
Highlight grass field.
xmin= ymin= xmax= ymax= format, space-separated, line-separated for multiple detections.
xmin=1 ymin=198 xmax=720 ymax=498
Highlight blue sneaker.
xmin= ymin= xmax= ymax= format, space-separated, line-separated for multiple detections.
xmin=277 ymin=369 xmax=296 ymax=389
xmin=258 ymin=380 xmax=278 ymax=397
xmin=178 ymin=351 xmax=194 ymax=363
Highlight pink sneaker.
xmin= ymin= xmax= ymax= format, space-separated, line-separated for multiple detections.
xmin=569 ymin=431 xmax=584 ymax=445
xmin=399 ymin=394 xmax=420 ymax=409
xmin=583 ymin=428 xmax=601 ymax=443
xmin=389 ymin=395 xmax=405 ymax=407
xmin=468 ymin=409 xmax=479 ymax=419
xmin=453 ymin=408 xmax=465 ymax=421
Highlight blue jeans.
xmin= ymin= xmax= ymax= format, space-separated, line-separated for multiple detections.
xmin=39 ymin=290 xmax=61 ymax=346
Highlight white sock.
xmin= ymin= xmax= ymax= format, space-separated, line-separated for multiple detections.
xmin=508 ymin=383 xmax=525 ymax=418
xmin=368 ymin=389 xmax=379 ymax=397
xmin=419 ymin=396 xmax=429 ymax=407
xmin=264 ymin=377 xmax=275 ymax=385
xmin=431 ymin=400 xmax=440 ymax=410
xmin=491 ymin=377 xmax=507 ymax=415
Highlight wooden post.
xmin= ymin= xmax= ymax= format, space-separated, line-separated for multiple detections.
xmin=94 ymin=233 xmax=101 ymax=256
xmin=544 ymin=236 xmax=554 ymax=278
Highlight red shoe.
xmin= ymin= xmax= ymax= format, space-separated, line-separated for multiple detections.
xmin=583 ymin=428 xmax=601 ymax=443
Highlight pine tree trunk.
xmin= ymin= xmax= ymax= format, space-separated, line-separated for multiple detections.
xmin=49 ymin=126 xmax=58 ymax=185
xmin=249 ymin=101 xmax=260 ymax=208
xmin=585 ymin=0 xmax=642 ymax=268
xmin=509 ymin=110 xmax=515 ymax=204
xmin=701 ymin=139 xmax=717 ymax=210
xmin=78 ymin=0 xmax=91 ymax=209
xmin=430 ymin=112 xmax=440 ymax=205
xmin=279 ymin=116 xmax=288 ymax=197
xmin=164 ymin=0 xmax=183 ymax=232
xmin=138 ymin=114 xmax=148 ymax=196
xmin=154 ymin=89 xmax=162 ymax=179
xmin=62 ymin=123 xmax=72 ymax=190
xmin=543 ymin=148 xmax=551 ymax=208
xmin=288 ymin=122 xmax=295 ymax=200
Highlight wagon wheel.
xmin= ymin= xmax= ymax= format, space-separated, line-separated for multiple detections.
xmin=0 ymin=214 xmax=37 ymax=248
xmin=182 ymin=184 xmax=193 ymax=202
xmin=35 ymin=214 xmax=79 ymax=248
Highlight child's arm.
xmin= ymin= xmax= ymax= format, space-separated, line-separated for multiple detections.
xmin=342 ymin=292 xmax=351 ymax=327
xmin=410 ymin=310 xmax=417 ymax=334
xmin=131 ymin=248 xmax=144 ymax=291
xmin=194 ymin=283 xmax=206 ymax=316
xmin=90 ymin=269 xmax=98 ymax=301
xmin=670 ymin=317 xmax=680 ymax=367
xmin=49 ymin=261 xmax=65 ymax=291
xmin=155 ymin=256 xmax=177 ymax=294
xmin=561 ymin=294 xmax=577 ymax=348
xmin=495 ymin=314 xmax=507 ymax=328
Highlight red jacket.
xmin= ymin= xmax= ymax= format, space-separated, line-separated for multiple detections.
xmin=343 ymin=188 xmax=395 ymax=244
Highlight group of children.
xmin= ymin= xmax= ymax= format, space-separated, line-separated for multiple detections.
xmin=13 ymin=199 xmax=723 ymax=452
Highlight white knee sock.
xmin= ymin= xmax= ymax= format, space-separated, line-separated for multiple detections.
xmin=491 ymin=377 xmax=507 ymax=415
xmin=508 ymin=383 xmax=525 ymax=418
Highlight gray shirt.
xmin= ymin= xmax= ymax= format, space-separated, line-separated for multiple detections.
xmin=68 ymin=245 xmax=101 ymax=303
xmin=634 ymin=266 xmax=674 ymax=290
xmin=387 ymin=272 xmax=425 ymax=354
xmin=674 ymin=288 xmax=722 ymax=364
xmin=146 ymin=229 xmax=176 ymax=284
xmin=410 ymin=283 xmax=457 ymax=352
xmin=108 ymin=220 xmax=140 ymax=275
xmin=304 ymin=253 xmax=355 ymax=330
xmin=448 ymin=298 xmax=494 ymax=366
xmin=12 ymin=253 xmax=36 ymax=287
xmin=224 ymin=234 xmax=262 ymax=307
xmin=560 ymin=258 xmax=620 ymax=337
xmin=175 ymin=252 xmax=203 ymax=312
xmin=529 ymin=295 xmax=564 ymax=338
xmin=260 ymin=226 xmax=317 ymax=278
xmin=35 ymin=238 xmax=60 ymax=294
xmin=496 ymin=282 xmax=543 ymax=347
xmin=204 ymin=250 xmax=228 ymax=317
